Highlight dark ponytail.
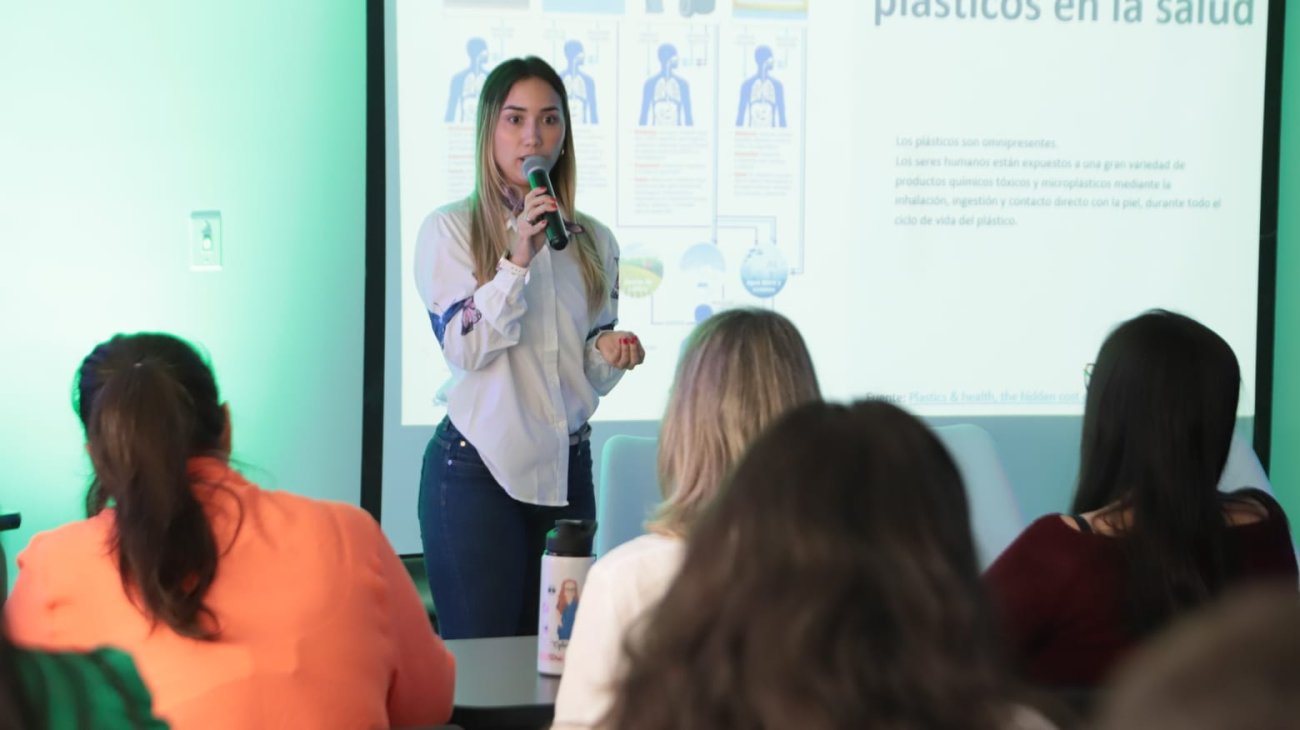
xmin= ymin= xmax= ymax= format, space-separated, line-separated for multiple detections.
xmin=76 ymin=334 xmax=226 ymax=640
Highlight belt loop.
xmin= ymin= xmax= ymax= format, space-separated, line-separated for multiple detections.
xmin=435 ymin=416 xmax=459 ymax=448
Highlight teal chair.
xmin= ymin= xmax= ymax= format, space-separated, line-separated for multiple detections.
xmin=595 ymin=435 xmax=660 ymax=558
xmin=400 ymin=554 xmax=439 ymax=633
xmin=930 ymin=424 xmax=1024 ymax=567
xmin=595 ymin=427 xmax=1023 ymax=568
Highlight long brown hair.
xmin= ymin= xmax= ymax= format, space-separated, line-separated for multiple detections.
xmin=649 ymin=308 xmax=820 ymax=537
xmin=1095 ymin=585 xmax=1300 ymax=730
xmin=608 ymin=400 xmax=1017 ymax=730
xmin=75 ymin=333 xmax=228 ymax=640
xmin=467 ymin=56 xmax=605 ymax=314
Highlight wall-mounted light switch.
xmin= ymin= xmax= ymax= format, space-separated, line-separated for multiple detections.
xmin=190 ymin=211 xmax=223 ymax=271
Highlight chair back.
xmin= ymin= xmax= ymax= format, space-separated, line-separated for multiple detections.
xmin=596 ymin=435 xmax=660 ymax=557
xmin=597 ymin=428 xmax=1022 ymax=567
xmin=400 ymin=554 xmax=439 ymax=632
xmin=1218 ymin=432 xmax=1271 ymax=494
xmin=1217 ymin=433 xmax=1299 ymax=572
xmin=0 ymin=512 xmax=18 ymax=606
xmin=931 ymin=424 xmax=1024 ymax=568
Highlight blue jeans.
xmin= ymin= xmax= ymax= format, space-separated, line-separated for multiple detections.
xmin=418 ymin=417 xmax=595 ymax=639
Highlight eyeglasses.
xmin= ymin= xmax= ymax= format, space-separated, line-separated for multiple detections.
xmin=1083 ymin=362 xmax=1094 ymax=389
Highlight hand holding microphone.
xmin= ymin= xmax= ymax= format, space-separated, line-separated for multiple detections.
xmin=522 ymin=155 xmax=570 ymax=252
xmin=509 ymin=187 xmax=556 ymax=266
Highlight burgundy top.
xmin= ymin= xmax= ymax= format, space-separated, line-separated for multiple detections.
xmin=984 ymin=489 xmax=1297 ymax=687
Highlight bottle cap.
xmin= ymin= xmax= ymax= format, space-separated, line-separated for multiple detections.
xmin=545 ymin=519 xmax=597 ymax=557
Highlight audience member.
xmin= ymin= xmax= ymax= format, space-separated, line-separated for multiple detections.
xmin=2 ymin=535 xmax=168 ymax=730
xmin=604 ymin=400 xmax=1054 ymax=730
xmin=551 ymin=308 xmax=820 ymax=728
xmin=4 ymin=333 xmax=455 ymax=729
xmin=1 ymin=628 xmax=168 ymax=729
xmin=1094 ymin=584 xmax=1300 ymax=730
xmin=985 ymin=310 xmax=1297 ymax=688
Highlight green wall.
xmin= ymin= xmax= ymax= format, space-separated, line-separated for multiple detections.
xmin=0 ymin=2 xmax=366 ymax=585
xmin=1271 ymin=0 xmax=1300 ymax=539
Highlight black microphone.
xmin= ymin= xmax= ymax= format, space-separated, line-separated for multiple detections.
xmin=522 ymin=155 xmax=570 ymax=251
xmin=0 ymin=513 xmax=20 ymax=532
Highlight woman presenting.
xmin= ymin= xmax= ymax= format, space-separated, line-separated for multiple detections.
xmin=414 ymin=56 xmax=644 ymax=639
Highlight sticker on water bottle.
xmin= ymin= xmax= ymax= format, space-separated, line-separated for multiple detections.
xmin=540 ymin=579 xmax=581 ymax=660
xmin=556 ymin=579 xmax=580 ymax=640
xmin=538 ymin=519 xmax=597 ymax=675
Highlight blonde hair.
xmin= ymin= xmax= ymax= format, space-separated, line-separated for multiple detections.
xmin=468 ymin=57 xmax=606 ymax=315
xmin=650 ymin=309 xmax=821 ymax=537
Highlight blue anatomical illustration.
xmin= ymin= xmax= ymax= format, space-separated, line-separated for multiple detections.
xmin=736 ymin=45 xmax=786 ymax=128
xmin=639 ymin=43 xmax=693 ymax=127
xmin=561 ymin=40 xmax=599 ymax=124
xmin=445 ymin=37 xmax=490 ymax=123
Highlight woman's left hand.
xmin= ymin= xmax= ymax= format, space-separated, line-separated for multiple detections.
xmin=596 ymin=331 xmax=646 ymax=371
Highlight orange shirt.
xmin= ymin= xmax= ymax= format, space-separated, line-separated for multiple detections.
xmin=5 ymin=458 xmax=455 ymax=730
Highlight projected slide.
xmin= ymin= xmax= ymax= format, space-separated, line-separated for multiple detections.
xmin=392 ymin=0 xmax=1264 ymax=425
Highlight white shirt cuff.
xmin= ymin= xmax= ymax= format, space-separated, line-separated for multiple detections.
xmin=497 ymin=256 xmax=528 ymax=278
